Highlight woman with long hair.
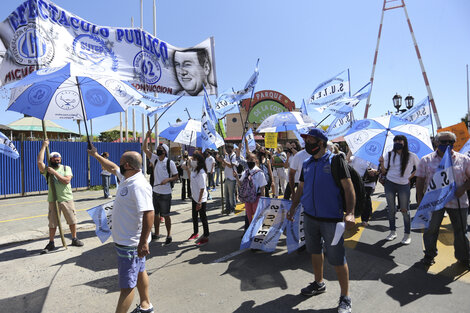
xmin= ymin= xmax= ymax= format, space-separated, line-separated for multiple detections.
xmin=382 ymin=135 xmax=420 ymax=244
xmin=188 ymin=151 xmax=210 ymax=246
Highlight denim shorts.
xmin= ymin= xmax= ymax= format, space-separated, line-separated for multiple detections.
xmin=153 ymin=192 xmax=172 ymax=216
xmin=304 ymin=214 xmax=346 ymax=266
xmin=115 ymin=244 xmax=146 ymax=289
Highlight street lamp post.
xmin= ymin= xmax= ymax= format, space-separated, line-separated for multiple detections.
xmin=393 ymin=93 xmax=414 ymax=114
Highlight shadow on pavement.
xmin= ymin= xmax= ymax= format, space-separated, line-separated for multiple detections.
xmin=233 ymin=294 xmax=336 ymax=313
xmin=0 ymin=286 xmax=49 ymax=313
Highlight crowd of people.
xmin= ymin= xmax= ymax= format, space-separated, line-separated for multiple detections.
xmin=36 ymin=129 xmax=470 ymax=313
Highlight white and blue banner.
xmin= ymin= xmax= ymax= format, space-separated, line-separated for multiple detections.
xmin=397 ymin=97 xmax=432 ymax=126
xmin=214 ymin=92 xmax=240 ymax=120
xmin=0 ymin=0 xmax=218 ymax=96
xmin=132 ymin=95 xmax=183 ymax=117
xmin=241 ymin=128 xmax=256 ymax=157
xmin=0 ymin=131 xmax=19 ymax=159
xmin=326 ymin=111 xmax=355 ymax=140
xmin=411 ymin=147 xmax=456 ymax=230
xmin=308 ymin=70 xmax=350 ymax=107
xmin=87 ymin=201 xmax=113 ymax=243
xmin=201 ymin=90 xmax=224 ymax=152
xmin=460 ymin=138 xmax=470 ymax=157
xmin=240 ymin=197 xmax=290 ymax=252
xmin=300 ymin=99 xmax=308 ymax=115
xmin=284 ymin=204 xmax=305 ymax=253
xmin=323 ymin=82 xmax=370 ymax=118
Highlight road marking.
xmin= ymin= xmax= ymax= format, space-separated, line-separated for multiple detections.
xmin=0 ymin=207 xmax=91 ymax=223
xmin=344 ymin=200 xmax=381 ymax=249
xmin=211 ymin=249 xmax=247 ymax=263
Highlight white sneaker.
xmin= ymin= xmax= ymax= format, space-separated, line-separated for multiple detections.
xmin=385 ymin=231 xmax=397 ymax=241
xmin=401 ymin=234 xmax=411 ymax=245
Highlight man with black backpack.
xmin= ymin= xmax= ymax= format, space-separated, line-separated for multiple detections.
xmin=144 ymin=132 xmax=178 ymax=246
xmin=287 ymin=128 xmax=355 ymax=313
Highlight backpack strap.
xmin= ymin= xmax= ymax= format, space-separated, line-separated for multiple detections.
xmin=166 ymin=158 xmax=171 ymax=178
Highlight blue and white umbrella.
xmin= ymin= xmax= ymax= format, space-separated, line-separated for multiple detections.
xmin=5 ymin=63 xmax=143 ymax=121
xmin=160 ymin=119 xmax=202 ymax=147
xmin=256 ymin=111 xmax=316 ymax=133
xmin=344 ymin=115 xmax=433 ymax=166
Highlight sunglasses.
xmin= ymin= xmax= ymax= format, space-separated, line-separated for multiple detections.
xmin=439 ymin=140 xmax=455 ymax=145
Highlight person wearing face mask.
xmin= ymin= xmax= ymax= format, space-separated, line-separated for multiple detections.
xmin=287 ymin=128 xmax=355 ymax=313
xmin=415 ymin=131 xmax=470 ymax=267
xmin=180 ymin=151 xmax=192 ymax=201
xmin=88 ymin=145 xmax=155 ymax=313
xmin=37 ymin=140 xmax=84 ymax=254
xmin=217 ymin=144 xmax=239 ymax=214
xmin=234 ymin=152 xmax=267 ymax=224
xmin=143 ymin=132 xmax=179 ymax=246
xmin=382 ymin=135 xmax=420 ymax=244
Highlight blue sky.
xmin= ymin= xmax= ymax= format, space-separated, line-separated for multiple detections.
xmin=1 ymin=0 xmax=469 ymax=136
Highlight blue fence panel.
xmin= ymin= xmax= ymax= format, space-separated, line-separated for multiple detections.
xmin=23 ymin=141 xmax=48 ymax=193
xmin=90 ymin=142 xmax=142 ymax=186
xmin=0 ymin=140 xmax=22 ymax=195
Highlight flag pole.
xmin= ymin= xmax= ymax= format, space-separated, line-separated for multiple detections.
xmin=148 ymin=96 xmax=183 ymax=132
xmin=41 ymin=120 xmax=67 ymax=249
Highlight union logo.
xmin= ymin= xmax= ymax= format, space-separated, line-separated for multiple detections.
xmin=55 ymin=90 xmax=79 ymax=110
xmin=10 ymin=23 xmax=54 ymax=66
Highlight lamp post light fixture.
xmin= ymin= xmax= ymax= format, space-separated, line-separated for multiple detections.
xmin=404 ymin=94 xmax=414 ymax=110
xmin=393 ymin=93 xmax=402 ymax=113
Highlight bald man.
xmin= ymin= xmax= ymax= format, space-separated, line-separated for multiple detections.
xmin=88 ymin=146 xmax=155 ymax=313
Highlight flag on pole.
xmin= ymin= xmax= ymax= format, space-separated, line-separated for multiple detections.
xmin=240 ymin=197 xmax=289 ymax=252
xmin=397 ymin=96 xmax=432 ymax=126
xmin=308 ymin=70 xmax=350 ymax=107
xmin=284 ymin=204 xmax=305 ymax=253
xmin=131 ymin=95 xmax=183 ymax=117
xmin=241 ymin=128 xmax=255 ymax=157
xmin=201 ymin=89 xmax=224 ymax=152
xmin=326 ymin=111 xmax=355 ymax=140
xmin=300 ymin=99 xmax=308 ymax=115
xmin=87 ymin=201 xmax=114 ymax=243
xmin=214 ymin=92 xmax=240 ymax=120
xmin=323 ymin=82 xmax=371 ymax=117
xmin=0 ymin=131 xmax=19 ymax=159
xmin=411 ymin=147 xmax=456 ymax=229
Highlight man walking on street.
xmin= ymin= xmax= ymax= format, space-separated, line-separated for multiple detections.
xmin=415 ymin=131 xmax=470 ymax=268
xmin=37 ymin=140 xmax=83 ymax=254
xmin=143 ymin=131 xmax=178 ymax=245
xmin=88 ymin=145 xmax=155 ymax=313
xmin=287 ymin=128 xmax=355 ymax=313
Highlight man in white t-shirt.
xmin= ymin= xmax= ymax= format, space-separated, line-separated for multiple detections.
xmin=289 ymin=143 xmax=311 ymax=199
xmin=88 ymin=145 xmax=155 ymax=313
xmin=144 ymin=132 xmax=179 ymax=246
xmin=204 ymin=151 xmax=216 ymax=190
xmin=217 ymin=144 xmax=239 ymax=214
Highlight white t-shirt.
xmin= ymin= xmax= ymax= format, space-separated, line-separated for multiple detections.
xmin=224 ymin=153 xmax=239 ymax=181
xmin=181 ymin=159 xmax=190 ymax=179
xmin=240 ymin=166 xmax=268 ymax=193
xmin=205 ymin=155 xmax=215 ymax=173
xmin=150 ymin=155 xmax=178 ymax=194
xmin=384 ymin=151 xmax=420 ymax=185
xmin=290 ymin=150 xmax=311 ymax=183
xmin=350 ymin=156 xmax=378 ymax=188
xmin=190 ymin=169 xmax=208 ymax=203
xmin=112 ymin=170 xmax=153 ymax=246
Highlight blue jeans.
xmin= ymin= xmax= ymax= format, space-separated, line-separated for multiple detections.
xmin=215 ymin=168 xmax=221 ymax=185
xmin=423 ymin=208 xmax=470 ymax=261
xmin=224 ymin=178 xmax=237 ymax=212
xmin=384 ymin=179 xmax=411 ymax=234
xmin=101 ymin=174 xmax=111 ymax=198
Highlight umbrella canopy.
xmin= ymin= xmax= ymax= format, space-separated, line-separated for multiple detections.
xmin=344 ymin=115 xmax=433 ymax=165
xmin=160 ymin=119 xmax=202 ymax=147
xmin=5 ymin=63 xmax=142 ymax=121
xmin=256 ymin=111 xmax=316 ymax=133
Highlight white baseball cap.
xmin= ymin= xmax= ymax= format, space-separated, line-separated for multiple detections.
xmin=50 ymin=152 xmax=61 ymax=158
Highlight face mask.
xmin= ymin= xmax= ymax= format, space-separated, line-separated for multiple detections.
xmin=438 ymin=144 xmax=453 ymax=153
xmin=191 ymin=160 xmax=197 ymax=168
xmin=156 ymin=149 xmax=164 ymax=156
xmin=247 ymin=161 xmax=256 ymax=169
xmin=50 ymin=161 xmax=60 ymax=168
xmin=119 ymin=164 xmax=127 ymax=175
xmin=393 ymin=142 xmax=404 ymax=150
xmin=305 ymin=142 xmax=320 ymax=155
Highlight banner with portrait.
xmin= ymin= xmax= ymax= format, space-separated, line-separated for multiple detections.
xmin=0 ymin=0 xmax=218 ymax=96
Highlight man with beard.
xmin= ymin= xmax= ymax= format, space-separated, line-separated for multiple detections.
xmin=37 ymin=140 xmax=83 ymax=254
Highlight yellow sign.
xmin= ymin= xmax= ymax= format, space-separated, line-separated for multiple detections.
xmin=264 ymin=132 xmax=278 ymax=149
xmin=437 ymin=122 xmax=470 ymax=151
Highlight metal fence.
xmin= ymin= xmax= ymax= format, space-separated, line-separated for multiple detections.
xmin=0 ymin=141 xmax=141 ymax=196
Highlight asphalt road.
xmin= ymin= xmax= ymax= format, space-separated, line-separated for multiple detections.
xmin=0 ymin=182 xmax=469 ymax=313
